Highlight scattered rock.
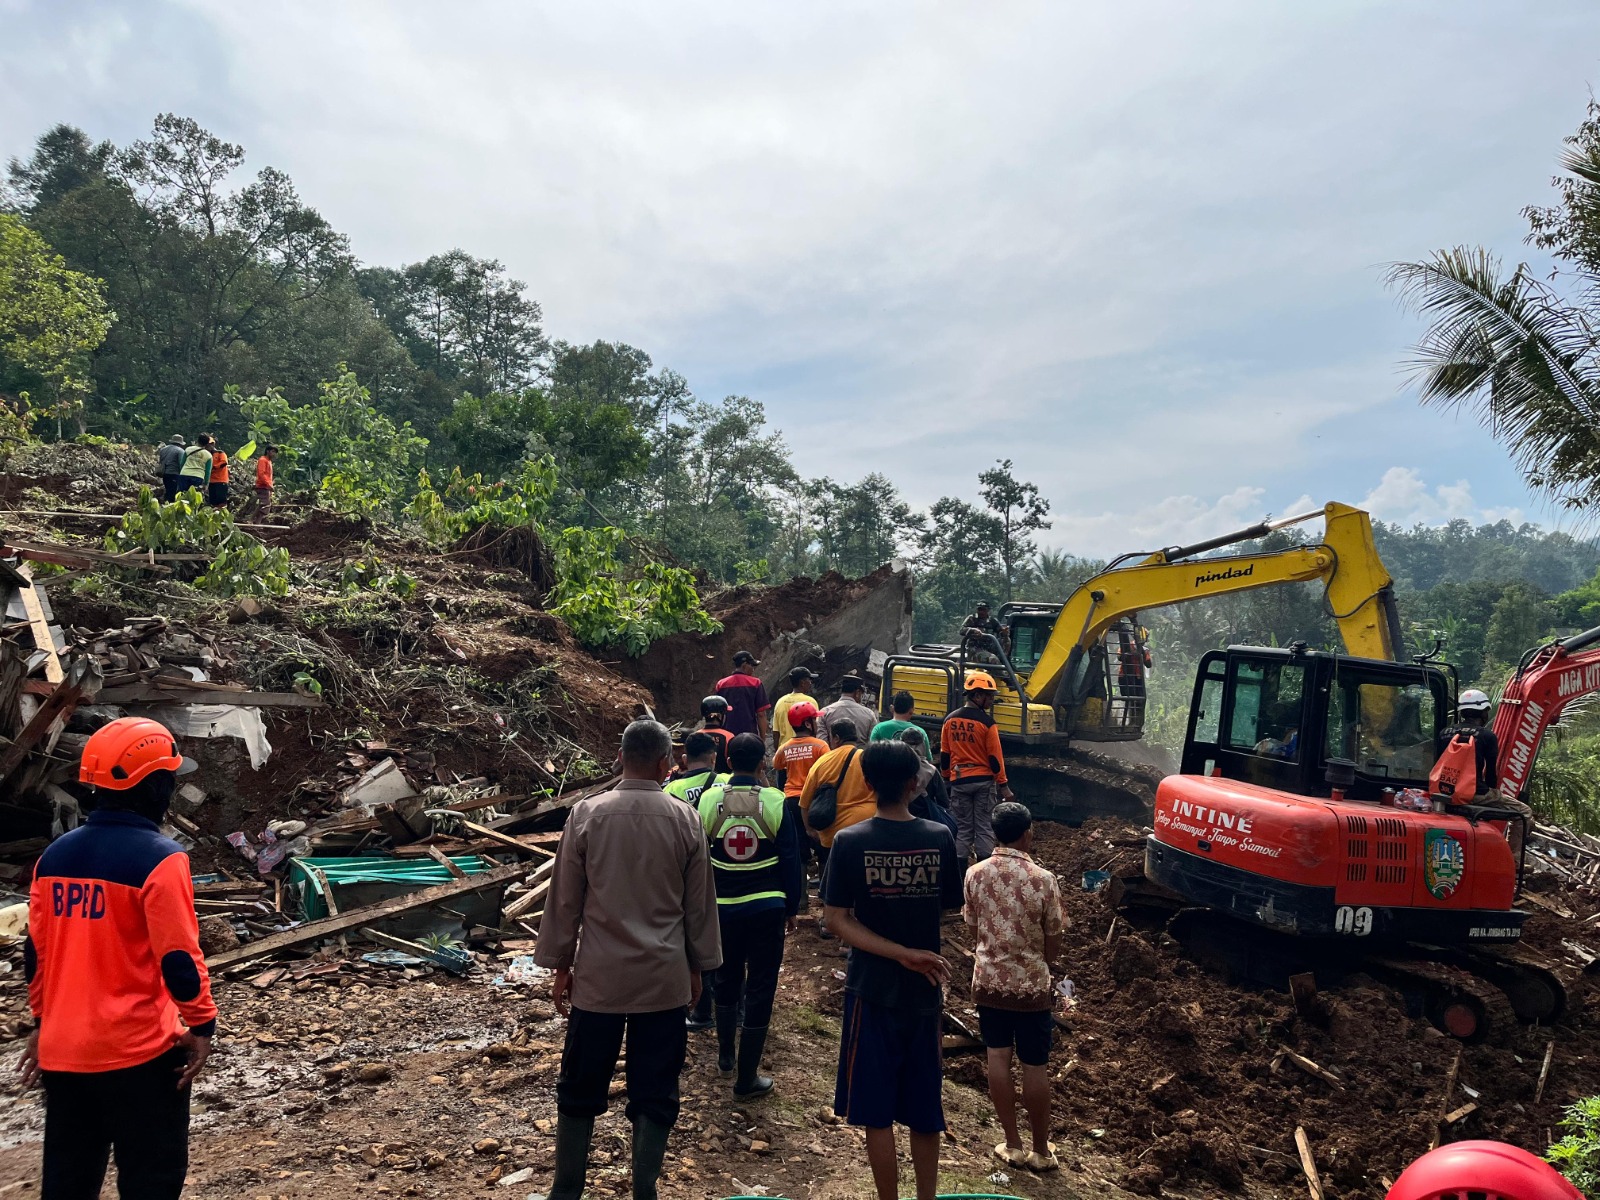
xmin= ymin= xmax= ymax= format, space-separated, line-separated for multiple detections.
xmin=354 ymin=1063 xmax=392 ymax=1084
xmin=474 ymin=1139 xmax=502 ymax=1155
xmin=196 ymin=915 xmax=240 ymax=956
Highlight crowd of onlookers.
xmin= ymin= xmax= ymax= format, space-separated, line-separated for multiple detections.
xmin=534 ymin=651 xmax=1068 ymax=1200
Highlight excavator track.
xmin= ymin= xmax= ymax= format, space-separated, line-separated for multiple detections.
xmin=1005 ymin=749 xmax=1160 ymax=826
xmin=1119 ymin=890 xmax=1559 ymax=1043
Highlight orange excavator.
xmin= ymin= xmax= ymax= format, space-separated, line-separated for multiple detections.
xmin=1134 ymin=623 xmax=1600 ymax=1040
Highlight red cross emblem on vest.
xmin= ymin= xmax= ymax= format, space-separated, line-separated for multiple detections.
xmin=723 ymin=824 xmax=759 ymax=862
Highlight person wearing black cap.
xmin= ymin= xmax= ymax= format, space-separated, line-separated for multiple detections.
xmin=819 ymin=676 xmax=877 ymax=750
xmin=771 ymin=666 xmax=818 ymax=748
xmin=715 ymin=651 xmax=770 ymax=741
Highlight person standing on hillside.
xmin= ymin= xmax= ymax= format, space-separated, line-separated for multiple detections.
xmin=535 ymin=720 xmax=722 ymax=1200
xmin=715 ymin=651 xmax=771 ymax=741
xmin=771 ymin=667 xmax=818 ymax=747
xmin=965 ymin=801 xmax=1065 ymax=1173
xmin=941 ymin=671 xmax=1015 ymax=872
xmin=697 ymin=734 xmax=804 ymax=1097
xmin=22 ymin=717 xmax=217 ymax=1200
xmin=241 ymin=445 xmax=277 ymax=517
xmin=156 ymin=436 xmax=186 ymax=504
xmin=823 ymin=740 xmax=960 ymax=1200
xmin=698 ymin=696 xmax=735 ymax=775
xmin=205 ymin=438 xmax=230 ymax=508
xmin=175 ymin=437 xmax=212 ymax=499
xmin=819 ymin=676 xmax=877 ymax=748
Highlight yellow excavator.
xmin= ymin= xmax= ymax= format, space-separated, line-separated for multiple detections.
xmin=882 ymin=501 xmax=1404 ymax=818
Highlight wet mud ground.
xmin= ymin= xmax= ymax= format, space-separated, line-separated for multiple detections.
xmin=0 ymin=820 xmax=1594 ymax=1197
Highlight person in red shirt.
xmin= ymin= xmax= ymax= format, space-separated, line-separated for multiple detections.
xmin=715 ymin=651 xmax=771 ymax=740
xmin=22 ymin=717 xmax=217 ymax=1200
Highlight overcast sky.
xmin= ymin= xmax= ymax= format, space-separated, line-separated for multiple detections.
xmin=4 ymin=1 xmax=1599 ymax=556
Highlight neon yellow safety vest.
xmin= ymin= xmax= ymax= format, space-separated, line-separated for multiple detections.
xmin=697 ymin=783 xmax=787 ymax=910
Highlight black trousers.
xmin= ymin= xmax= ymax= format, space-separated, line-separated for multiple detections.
xmin=161 ymin=474 xmax=181 ymax=503
xmin=713 ymin=908 xmax=786 ymax=1030
xmin=556 ymin=1006 xmax=688 ymax=1127
xmin=43 ymin=1047 xmax=190 ymax=1200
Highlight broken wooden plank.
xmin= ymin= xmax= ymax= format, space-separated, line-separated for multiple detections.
xmin=424 ymin=845 xmax=468 ymax=879
xmin=502 ymin=877 xmax=551 ymax=922
xmin=13 ymin=567 xmax=62 ymax=684
xmin=1521 ymin=891 xmax=1575 ymax=920
xmin=459 ymin=818 xmax=548 ymax=857
xmin=1276 ymin=1044 xmax=1344 ymax=1090
xmin=1443 ymin=1102 xmax=1479 ymax=1124
xmin=2 ymin=510 xmax=291 ymax=531
xmin=0 ymin=663 xmax=91 ymax=784
xmin=1536 ymin=1039 xmax=1556 ymax=1104
xmin=1430 ymin=1046 xmax=1464 ymax=1152
xmin=1293 ymin=1126 xmax=1325 ymax=1200
xmin=203 ymin=860 xmax=532 ymax=969
xmin=95 ymin=684 xmax=322 ymax=707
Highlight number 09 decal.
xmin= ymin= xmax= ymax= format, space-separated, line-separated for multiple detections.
xmin=1334 ymin=905 xmax=1374 ymax=936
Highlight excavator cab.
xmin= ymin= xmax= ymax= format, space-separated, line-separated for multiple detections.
xmin=1181 ymin=645 xmax=1453 ymax=801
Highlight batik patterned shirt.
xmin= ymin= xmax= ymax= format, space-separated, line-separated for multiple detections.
xmin=963 ymin=846 xmax=1066 ymax=1011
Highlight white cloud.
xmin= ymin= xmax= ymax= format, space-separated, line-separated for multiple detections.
xmin=1 ymin=1 xmax=1595 ymax=535
xmin=1042 ymin=467 xmax=1534 ymax=560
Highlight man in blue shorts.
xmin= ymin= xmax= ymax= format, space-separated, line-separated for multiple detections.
xmin=822 ymin=739 xmax=960 ymax=1200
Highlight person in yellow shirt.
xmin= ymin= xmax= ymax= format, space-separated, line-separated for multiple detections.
xmin=771 ymin=667 xmax=818 ymax=747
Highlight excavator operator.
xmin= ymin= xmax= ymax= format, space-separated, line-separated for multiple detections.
xmin=1431 ymin=689 xmax=1532 ymax=855
xmin=961 ymin=603 xmax=1009 ymax=663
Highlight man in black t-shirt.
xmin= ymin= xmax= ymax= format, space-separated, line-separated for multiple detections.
xmin=822 ymin=740 xmax=960 ymax=1200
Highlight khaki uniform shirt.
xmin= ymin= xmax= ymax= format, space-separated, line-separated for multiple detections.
xmin=818 ymin=697 xmax=878 ymax=745
xmin=535 ymin=779 xmax=722 ymax=1012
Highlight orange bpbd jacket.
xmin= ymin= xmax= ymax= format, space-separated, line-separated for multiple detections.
xmin=26 ymin=810 xmax=217 ymax=1072
xmin=940 ymin=704 xmax=1007 ymax=785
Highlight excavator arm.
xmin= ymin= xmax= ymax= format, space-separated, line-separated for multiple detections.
xmin=1025 ymin=502 xmax=1404 ymax=712
xmin=1493 ymin=624 xmax=1600 ymax=803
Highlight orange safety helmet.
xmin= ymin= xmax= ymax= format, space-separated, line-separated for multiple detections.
xmin=964 ymin=670 xmax=998 ymax=693
xmin=79 ymin=717 xmax=196 ymax=790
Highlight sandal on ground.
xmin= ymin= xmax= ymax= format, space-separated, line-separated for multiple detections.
xmin=993 ymin=1142 xmax=1028 ymax=1168
xmin=1025 ymin=1145 xmax=1059 ymax=1172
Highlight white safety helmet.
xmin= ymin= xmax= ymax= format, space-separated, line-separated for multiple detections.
xmin=1458 ymin=688 xmax=1492 ymax=714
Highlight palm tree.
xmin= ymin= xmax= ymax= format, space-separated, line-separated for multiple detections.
xmin=1388 ymin=103 xmax=1600 ymax=512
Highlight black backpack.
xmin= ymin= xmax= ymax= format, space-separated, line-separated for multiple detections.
xmin=806 ymin=748 xmax=858 ymax=831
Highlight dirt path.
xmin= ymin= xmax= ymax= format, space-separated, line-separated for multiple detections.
xmin=0 ymin=919 xmax=1134 ymax=1200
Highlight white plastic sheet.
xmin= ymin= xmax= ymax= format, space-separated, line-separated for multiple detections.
xmin=136 ymin=704 xmax=273 ymax=769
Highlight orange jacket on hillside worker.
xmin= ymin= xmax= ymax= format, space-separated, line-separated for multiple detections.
xmin=208 ymin=449 xmax=228 ymax=484
xmin=26 ymin=811 xmax=217 ymax=1072
xmin=940 ymin=703 xmax=1008 ymax=786
xmin=255 ymin=455 xmax=273 ymax=489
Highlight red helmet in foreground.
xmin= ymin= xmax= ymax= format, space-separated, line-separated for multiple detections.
xmin=1386 ymin=1141 xmax=1582 ymax=1200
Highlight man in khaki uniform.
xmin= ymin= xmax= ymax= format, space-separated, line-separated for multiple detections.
xmin=536 ymin=720 xmax=722 ymax=1200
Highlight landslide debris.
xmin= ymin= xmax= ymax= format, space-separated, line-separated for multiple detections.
xmin=938 ymin=818 xmax=1600 ymax=1197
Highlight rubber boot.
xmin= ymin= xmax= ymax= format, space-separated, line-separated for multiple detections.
xmin=547 ymin=1113 xmax=594 ymax=1200
xmin=715 ymin=1002 xmax=737 ymax=1074
xmin=630 ymin=1116 xmax=672 ymax=1200
xmin=732 ymin=1025 xmax=774 ymax=1098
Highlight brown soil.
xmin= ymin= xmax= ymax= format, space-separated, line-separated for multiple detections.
xmin=614 ymin=567 xmax=898 ymax=722
xmin=982 ymin=819 xmax=1600 ymax=1197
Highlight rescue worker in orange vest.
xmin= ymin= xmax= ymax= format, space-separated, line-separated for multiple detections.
xmin=940 ymin=671 xmax=1015 ymax=872
xmin=22 ymin=717 xmax=217 ymax=1200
